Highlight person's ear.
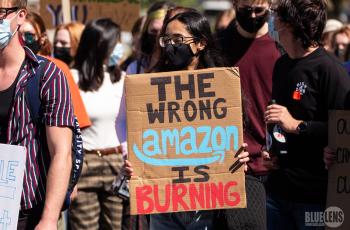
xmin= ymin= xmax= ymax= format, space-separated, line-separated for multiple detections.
xmin=17 ymin=9 xmax=27 ymax=25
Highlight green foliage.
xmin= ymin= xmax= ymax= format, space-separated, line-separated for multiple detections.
xmin=141 ymin=0 xmax=200 ymax=10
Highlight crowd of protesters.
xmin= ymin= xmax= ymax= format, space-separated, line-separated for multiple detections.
xmin=0 ymin=0 xmax=350 ymax=229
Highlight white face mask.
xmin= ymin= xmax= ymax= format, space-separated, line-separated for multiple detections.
xmin=0 ymin=12 xmax=19 ymax=50
xmin=108 ymin=43 xmax=124 ymax=67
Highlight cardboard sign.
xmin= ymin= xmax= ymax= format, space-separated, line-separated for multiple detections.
xmin=40 ymin=0 xmax=140 ymax=31
xmin=125 ymin=68 xmax=246 ymax=215
xmin=327 ymin=110 xmax=350 ymax=230
xmin=0 ymin=144 xmax=26 ymax=230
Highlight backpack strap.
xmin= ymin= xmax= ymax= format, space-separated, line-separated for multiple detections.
xmin=25 ymin=57 xmax=50 ymax=124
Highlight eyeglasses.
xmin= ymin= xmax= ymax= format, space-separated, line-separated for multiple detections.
xmin=0 ymin=7 xmax=19 ymax=21
xmin=159 ymin=35 xmax=197 ymax=47
xmin=237 ymin=6 xmax=268 ymax=17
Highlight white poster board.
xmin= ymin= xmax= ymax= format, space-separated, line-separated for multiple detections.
xmin=0 ymin=144 xmax=26 ymax=230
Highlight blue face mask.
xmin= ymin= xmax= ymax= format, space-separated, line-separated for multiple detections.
xmin=268 ymin=14 xmax=280 ymax=43
xmin=0 ymin=12 xmax=19 ymax=50
xmin=108 ymin=43 xmax=124 ymax=67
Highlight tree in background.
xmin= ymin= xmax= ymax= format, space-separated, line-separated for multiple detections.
xmin=141 ymin=0 xmax=199 ymax=11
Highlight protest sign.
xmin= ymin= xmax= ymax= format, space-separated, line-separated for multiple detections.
xmin=327 ymin=110 xmax=350 ymax=229
xmin=40 ymin=0 xmax=140 ymax=31
xmin=125 ymin=68 xmax=246 ymax=215
xmin=0 ymin=144 xmax=26 ymax=230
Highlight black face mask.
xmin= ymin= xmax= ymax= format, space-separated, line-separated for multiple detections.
xmin=25 ymin=39 xmax=41 ymax=54
xmin=23 ymin=32 xmax=41 ymax=54
xmin=335 ymin=48 xmax=346 ymax=61
xmin=236 ymin=10 xmax=269 ymax=33
xmin=141 ymin=32 xmax=157 ymax=55
xmin=54 ymin=47 xmax=73 ymax=65
xmin=165 ymin=43 xmax=194 ymax=70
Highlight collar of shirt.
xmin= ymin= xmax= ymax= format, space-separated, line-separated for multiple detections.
xmin=13 ymin=47 xmax=41 ymax=97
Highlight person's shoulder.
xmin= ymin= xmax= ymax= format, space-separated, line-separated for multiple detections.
xmin=301 ymin=48 xmax=349 ymax=81
xmin=317 ymin=48 xmax=347 ymax=71
xmin=126 ymin=60 xmax=139 ymax=75
xmin=216 ymin=20 xmax=237 ymax=43
xmin=36 ymin=55 xmax=66 ymax=74
xmin=45 ymin=56 xmax=69 ymax=71
xmin=219 ymin=20 xmax=236 ymax=36
xmin=35 ymin=55 xmax=67 ymax=81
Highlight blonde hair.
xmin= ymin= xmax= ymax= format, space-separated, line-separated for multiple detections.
xmin=54 ymin=22 xmax=85 ymax=57
xmin=11 ymin=0 xmax=26 ymax=8
xmin=331 ymin=26 xmax=350 ymax=49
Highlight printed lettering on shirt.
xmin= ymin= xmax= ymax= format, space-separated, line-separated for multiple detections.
xmin=293 ymin=81 xmax=308 ymax=100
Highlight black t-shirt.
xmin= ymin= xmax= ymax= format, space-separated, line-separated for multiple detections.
xmin=0 ymin=71 xmax=20 ymax=143
xmin=266 ymin=47 xmax=350 ymax=203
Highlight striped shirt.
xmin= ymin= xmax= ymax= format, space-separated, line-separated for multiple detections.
xmin=6 ymin=47 xmax=74 ymax=210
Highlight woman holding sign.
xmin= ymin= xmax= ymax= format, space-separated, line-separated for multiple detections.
xmin=124 ymin=10 xmax=253 ymax=230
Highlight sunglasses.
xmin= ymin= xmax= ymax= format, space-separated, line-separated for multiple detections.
xmin=238 ymin=6 xmax=268 ymax=16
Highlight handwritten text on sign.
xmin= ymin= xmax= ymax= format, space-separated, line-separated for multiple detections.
xmin=327 ymin=111 xmax=350 ymax=230
xmin=126 ymin=68 xmax=246 ymax=214
xmin=40 ymin=0 xmax=140 ymax=31
xmin=0 ymin=144 xmax=26 ymax=230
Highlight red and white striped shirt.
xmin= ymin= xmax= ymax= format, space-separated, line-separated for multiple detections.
xmin=6 ymin=47 xmax=74 ymax=210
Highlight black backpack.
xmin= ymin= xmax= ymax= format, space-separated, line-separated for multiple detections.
xmin=25 ymin=56 xmax=84 ymax=210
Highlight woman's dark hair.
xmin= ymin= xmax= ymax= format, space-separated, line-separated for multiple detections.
xmin=74 ymin=18 xmax=121 ymax=92
xmin=163 ymin=6 xmax=197 ymax=24
xmin=155 ymin=10 xmax=224 ymax=72
xmin=276 ymin=0 xmax=327 ymax=49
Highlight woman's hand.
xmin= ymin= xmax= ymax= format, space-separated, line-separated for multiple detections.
xmin=324 ymin=146 xmax=336 ymax=169
xmin=238 ymin=143 xmax=250 ymax=172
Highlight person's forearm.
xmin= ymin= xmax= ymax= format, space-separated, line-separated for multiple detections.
xmin=41 ymin=151 xmax=71 ymax=223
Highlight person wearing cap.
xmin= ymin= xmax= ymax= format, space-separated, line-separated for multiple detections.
xmin=331 ymin=26 xmax=350 ymax=62
xmin=321 ymin=18 xmax=343 ymax=51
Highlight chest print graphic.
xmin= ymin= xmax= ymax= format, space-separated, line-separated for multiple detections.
xmin=293 ymin=82 xmax=308 ymax=100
